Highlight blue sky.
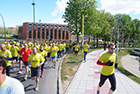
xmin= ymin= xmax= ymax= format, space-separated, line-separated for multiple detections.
xmin=0 ymin=0 xmax=140 ymax=27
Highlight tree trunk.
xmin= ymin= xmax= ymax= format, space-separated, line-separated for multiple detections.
xmin=96 ymin=37 xmax=98 ymax=48
xmin=77 ymin=34 xmax=79 ymax=43
xmin=88 ymin=36 xmax=90 ymax=44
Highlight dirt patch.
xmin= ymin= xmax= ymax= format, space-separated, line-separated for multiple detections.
xmin=61 ymin=52 xmax=81 ymax=93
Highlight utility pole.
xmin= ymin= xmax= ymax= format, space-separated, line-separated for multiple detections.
xmin=32 ymin=0 xmax=36 ymax=42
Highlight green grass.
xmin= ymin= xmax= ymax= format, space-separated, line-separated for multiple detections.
xmin=0 ymin=34 xmax=18 ymax=39
xmin=117 ymin=49 xmax=140 ymax=84
xmin=61 ymin=47 xmax=102 ymax=81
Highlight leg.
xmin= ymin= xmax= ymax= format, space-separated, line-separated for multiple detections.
xmin=108 ymin=74 xmax=116 ymax=94
xmin=97 ymin=74 xmax=108 ymax=92
xmin=25 ymin=66 xmax=29 ymax=76
xmin=6 ymin=66 xmax=11 ymax=76
xmin=84 ymin=51 xmax=87 ymax=60
xmin=19 ymin=60 xmax=22 ymax=70
xmin=12 ymin=60 xmax=15 ymax=67
xmin=41 ymin=63 xmax=45 ymax=77
xmin=36 ymin=76 xmax=39 ymax=86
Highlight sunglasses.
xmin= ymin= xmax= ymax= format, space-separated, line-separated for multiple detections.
xmin=110 ymin=47 xmax=115 ymax=50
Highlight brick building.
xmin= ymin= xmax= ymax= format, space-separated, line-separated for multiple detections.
xmin=18 ymin=22 xmax=71 ymax=41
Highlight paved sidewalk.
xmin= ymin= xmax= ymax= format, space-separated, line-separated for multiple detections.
xmin=65 ymin=49 xmax=140 ymax=94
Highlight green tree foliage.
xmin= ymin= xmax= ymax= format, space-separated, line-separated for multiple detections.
xmin=63 ymin=0 xmax=97 ymax=42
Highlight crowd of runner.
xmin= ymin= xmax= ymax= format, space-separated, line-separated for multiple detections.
xmin=0 ymin=38 xmax=90 ymax=91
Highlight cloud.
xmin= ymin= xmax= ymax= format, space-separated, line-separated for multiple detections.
xmin=49 ymin=16 xmax=68 ymax=25
xmin=51 ymin=0 xmax=69 ymax=17
xmin=100 ymin=0 xmax=140 ymax=15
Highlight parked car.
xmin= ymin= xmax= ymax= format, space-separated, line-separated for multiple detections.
xmin=131 ymin=49 xmax=140 ymax=56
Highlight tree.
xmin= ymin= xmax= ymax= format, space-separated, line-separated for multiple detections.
xmin=63 ymin=0 xmax=97 ymax=42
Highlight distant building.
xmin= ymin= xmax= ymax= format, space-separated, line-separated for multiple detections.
xmin=8 ymin=27 xmax=17 ymax=34
xmin=18 ymin=22 xmax=71 ymax=41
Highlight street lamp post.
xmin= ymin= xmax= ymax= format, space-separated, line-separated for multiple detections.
xmin=32 ymin=0 xmax=36 ymax=42
xmin=0 ymin=13 xmax=6 ymax=38
xmin=116 ymin=19 xmax=121 ymax=63
xmin=82 ymin=15 xmax=84 ymax=45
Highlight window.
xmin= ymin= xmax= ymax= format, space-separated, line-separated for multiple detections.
xmin=46 ymin=25 xmax=49 ymax=39
xmin=59 ymin=25 xmax=61 ymax=39
xmin=38 ymin=24 xmax=40 ymax=39
xmin=62 ymin=26 xmax=65 ymax=39
xmin=55 ymin=25 xmax=57 ymax=39
xmin=29 ymin=24 xmax=32 ymax=38
xmin=50 ymin=25 xmax=53 ymax=40
xmin=42 ymin=25 xmax=44 ymax=39
xmin=33 ymin=23 xmax=36 ymax=39
xmin=66 ymin=26 xmax=69 ymax=39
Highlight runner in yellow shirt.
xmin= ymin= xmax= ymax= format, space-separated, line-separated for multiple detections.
xmin=82 ymin=41 xmax=90 ymax=62
xmin=73 ymin=42 xmax=80 ymax=57
xmin=38 ymin=45 xmax=47 ymax=78
xmin=0 ymin=44 xmax=12 ymax=76
xmin=2 ymin=39 xmax=7 ymax=45
xmin=6 ymin=42 xmax=11 ymax=50
xmin=10 ymin=43 xmax=19 ymax=70
xmin=10 ymin=39 xmax=16 ymax=45
xmin=18 ymin=42 xmax=24 ymax=74
xmin=57 ymin=41 xmax=63 ymax=58
xmin=15 ymin=40 xmax=20 ymax=47
xmin=45 ymin=44 xmax=51 ymax=61
xmin=50 ymin=43 xmax=59 ymax=68
xmin=28 ymin=39 xmax=33 ymax=48
xmin=28 ymin=47 xmax=44 ymax=91
xmin=31 ymin=42 xmax=39 ymax=50
xmin=61 ymin=41 xmax=66 ymax=57
xmin=96 ymin=43 xmax=117 ymax=94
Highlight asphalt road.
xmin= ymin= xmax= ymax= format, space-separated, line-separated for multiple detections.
xmin=10 ymin=58 xmax=62 ymax=94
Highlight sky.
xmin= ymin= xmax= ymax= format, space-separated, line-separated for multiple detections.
xmin=0 ymin=0 xmax=140 ymax=27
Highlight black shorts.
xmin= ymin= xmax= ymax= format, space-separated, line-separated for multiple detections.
xmin=12 ymin=57 xmax=18 ymax=61
xmin=23 ymin=61 xmax=29 ymax=66
xmin=31 ymin=67 xmax=41 ymax=77
xmin=47 ymin=52 xmax=51 ymax=57
xmin=75 ymin=51 xmax=78 ymax=54
xmin=19 ymin=57 xmax=22 ymax=61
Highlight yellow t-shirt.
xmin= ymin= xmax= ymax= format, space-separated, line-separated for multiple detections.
xmin=6 ymin=45 xmax=12 ymax=50
xmin=62 ymin=43 xmax=66 ymax=50
xmin=58 ymin=44 xmax=63 ymax=51
xmin=74 ymin=45 xmax=79 ymax=51
xmin=16 ymin=43 xmax=20 ymax=47
xmin=10 ymin=41 xmax=16 ymax=45
xmin=28 ymin=42 xmax=33 ymax=48
xmin=38 ymin=50 xmax=48 ymax=57
xmin=50 ymin=46 xmax=59 ymax=57
xmin=28 ymin=53 xmax=44 ymax=68
xmin=99 ymin=52 xmax=116 ymax=76
xmin=0 ymin=50 xmax=12 ymax=66
xmin=10 ymin=46 xmax=19 ymax=57
xmin=3 ymin=41 xmax=7 ymax=45
xmin=19 ymin=46 xmax=24 ymax=57
xmin=82 ymin=44 xmax=90 ymax=52
xmin=70 ymin=42 xmax=73 ymax=46
xmin=44 ymin=46 xmax=51 ymax=53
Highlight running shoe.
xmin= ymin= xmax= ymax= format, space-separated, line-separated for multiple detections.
xmin=96 ymin=91 xmax=100 ymax=94
xmin=52 ymin=65 xmax=56 ymax=69
xmin=35 ymin=86 xmax=39 ymax=91
xmin=24 ymin=77 xmax=27 ymax=80
xmin=40 ymin=75 xmax=43 ymax=78
xmin=12 ymin=67 xmax=16 ymax=70
xmin=18 ymin=71 xmax=22 ymax=74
